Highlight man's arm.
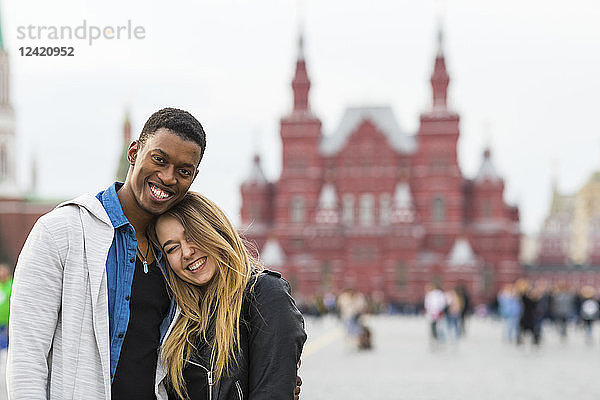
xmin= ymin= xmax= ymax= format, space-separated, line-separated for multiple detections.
xmin=7 ymin=219 xmax=64 ymax=399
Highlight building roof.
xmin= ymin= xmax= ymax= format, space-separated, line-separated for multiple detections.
xmin=320 ymin=106 xmax=415 ymax=155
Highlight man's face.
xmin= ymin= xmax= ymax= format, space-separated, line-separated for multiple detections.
xmin=127 ymin=128 xmax=203 ymax=216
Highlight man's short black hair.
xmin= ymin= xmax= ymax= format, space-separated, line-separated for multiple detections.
xmin=139 ymin=107 xmax=206 ymax=161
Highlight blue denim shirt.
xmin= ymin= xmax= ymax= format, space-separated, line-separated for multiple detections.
xmin=97 ymin=182 xmax=175 ymax=381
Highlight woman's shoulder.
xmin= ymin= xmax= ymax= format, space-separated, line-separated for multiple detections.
xmin=244 ymin=269 xmax=291 ymax=301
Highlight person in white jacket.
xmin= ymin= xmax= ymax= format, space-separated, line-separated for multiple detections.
xmin=424 ymin=282 xmax=446 ymax=345
xmin=7 ymin=108 xmax=206 ymax=399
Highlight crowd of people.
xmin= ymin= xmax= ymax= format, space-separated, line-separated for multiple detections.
xmin=298 ymin=278 xmax=600 ymax=352
xmin=495 ymin=279 xmax=599 ymax=346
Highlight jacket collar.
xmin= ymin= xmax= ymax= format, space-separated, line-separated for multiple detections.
xmin=57 ymin=193 xmax=112 ymax=228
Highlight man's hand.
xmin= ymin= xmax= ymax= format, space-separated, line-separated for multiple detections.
xmin=294 ymin=359 xmax=302 ymax=400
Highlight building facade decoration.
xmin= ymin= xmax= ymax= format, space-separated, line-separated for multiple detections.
xmin=240 ymin=28 xmax=521 ymax=303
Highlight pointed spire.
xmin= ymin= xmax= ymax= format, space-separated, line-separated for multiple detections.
xmin=475 ymin=147 xmax=501 ymax=183
xmin=116 ymin=109 xmax=132 ymax=182
xmin=430 ymin=24 xmax=450 ymax=111
xmin=244 ymin=154 xmax=268 ymax=186
xmin=123 ymin=108 xmax=131 ymax=145
xmin=436 ymin=24 xmax=444 ymax=57
xmin=291 ymin=29 xmax=311 ymax=112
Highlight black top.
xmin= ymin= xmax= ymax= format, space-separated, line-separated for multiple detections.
xmin=112 ymin=258 xmax=171 ymax=400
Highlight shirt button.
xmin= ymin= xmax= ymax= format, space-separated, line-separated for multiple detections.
xmin=125 ymin=295 xmax=130 ymax=301
xmin=129 ymin=257 xmax=135 ymax=263
xmin=118 ymin=333 xmax=124 ymax=338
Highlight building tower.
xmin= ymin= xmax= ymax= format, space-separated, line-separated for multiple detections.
xmin=115 ymin=110 xmax=132 ymax=182
xmin=275 ymin=31 xmax=323 ymax=237
xmin=0 ymin=8 xmax=18 ymax=197
xmin=411 ymin=26 xmax=462 ymax=254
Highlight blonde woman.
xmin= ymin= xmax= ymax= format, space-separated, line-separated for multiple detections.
xmin=150 ymin=192 xmax=306 ymax=400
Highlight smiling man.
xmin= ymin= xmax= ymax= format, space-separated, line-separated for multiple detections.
xmin=6 ymin=108 xmax=206 ymax=399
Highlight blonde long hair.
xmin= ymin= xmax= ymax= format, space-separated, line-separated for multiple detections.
xmin=149 ymin=192 xmax=262 ymax=400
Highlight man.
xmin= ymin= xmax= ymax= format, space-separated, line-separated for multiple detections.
xmin=8 ymin=108 xmax=302 ymax=399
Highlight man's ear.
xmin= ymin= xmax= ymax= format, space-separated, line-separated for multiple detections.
xmin=127 ymin=141 xmax=140 ymax=165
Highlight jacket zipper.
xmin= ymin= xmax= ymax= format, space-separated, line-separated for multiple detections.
xmin=235 ymin=380 xmax=243 ymax=400
xmin=187 ymin=360 xmax=214 ymax=400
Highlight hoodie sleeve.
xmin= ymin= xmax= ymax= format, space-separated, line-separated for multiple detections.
xmin=7 ymin=217 xmax=64 ymax=399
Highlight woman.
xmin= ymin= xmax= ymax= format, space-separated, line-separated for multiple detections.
xmin=150 ymin=192 xmax=306 ymax=400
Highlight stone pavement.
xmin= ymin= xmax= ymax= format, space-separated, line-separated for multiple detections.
xmin=299 ymin=315 xmax=600 ymax=400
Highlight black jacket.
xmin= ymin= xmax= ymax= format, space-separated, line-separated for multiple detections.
xmin=168 ymin=270 xmax=306 ymax=400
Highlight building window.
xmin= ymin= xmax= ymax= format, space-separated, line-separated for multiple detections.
xmin=432 ymin=235 xmax=445 ymax=248
xmin=396 ymin=261 xmax=407 ymax=287
xmin=290 ymin=196 xmax=305 ymax=223
xmin=432 ymin=196 xmax=445 ymax=221
xmin=482 ymin=200 xmax=492 ymax=218
xmin=380 ymin=193 xmax=391 ymax=226
xmin=359 ymin=193 xmax=374 ymax=226
xmin=321 ymin=261 xmax=332 ymax=288
xmin=292 ymin=238 xmax=304 ymax=249
xmin=250 ymin=204 xmax=261 ymax=221
xmin=342 ymin=194 xmax=354 ymax=225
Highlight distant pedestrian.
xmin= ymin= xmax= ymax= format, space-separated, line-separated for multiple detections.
xmin=550 ymin=282 xmax=575 ymax=341
xmin=0 ymin=263 xmax=12 ymax=399
xmin=424 ymin=283 xmax=446 ymax=346
xmin=579 ymin=286 xmax=599 ymax=344
xmin=338 ymin=288 xmax=368 ymax=347
xmin=456 ymin=284 xmax=471 ymax=336
xmin=517 ymin=279 xmax=541 ymax=346
xmin=497 ymin=283 xmax=521 ymax=343
xmin=445 ymin=288 xmax=463 ymax=342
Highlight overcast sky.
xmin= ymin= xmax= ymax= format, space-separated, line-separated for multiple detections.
xmin=2 ymin=0 xmax=600 ymax=234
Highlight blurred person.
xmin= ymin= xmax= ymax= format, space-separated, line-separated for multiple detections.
xmin=323 ymin=291 xmax=337 ymax=315
xmin=424 ymin=282 xmax=446 ymax=346
xmin=533 ymin=279 xmax=552 ymax=341
xmin=150 ymin=192 xmax=306 ymax=399
xmin=337 ymin=288 xmax=368 ymax=347
xmin=0 ymin=263 xmax=12 ymax=399
xmin=497 ymin=283 xmax=522 ymax=343
xmin=0 ymin=264 xmax=12 ymax=349
xmin=550 ymin=282 xmax=575 ymax=341
xmin=579 ymin=286 xmax=599 ymax=344
xmin=516 ymin=279 xmax=541 ymax=346
xmin=456 ymin=284 xmax=471 ymax=336
xmin=444 ymin=287 xmax=463 ymax=343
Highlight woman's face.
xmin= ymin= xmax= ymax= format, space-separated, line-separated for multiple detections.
xmin=155 ymin=215 xmax=217 ymax=287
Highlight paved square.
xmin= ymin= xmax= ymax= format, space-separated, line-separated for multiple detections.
xmin=300 ymin=315 xmax=600 ymax=400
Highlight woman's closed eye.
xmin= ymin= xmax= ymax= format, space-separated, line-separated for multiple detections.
xmin=165 ymin=245 xmax=179 ymax=254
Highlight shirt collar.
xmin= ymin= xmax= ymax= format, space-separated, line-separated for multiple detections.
xmin=99 ymin=182 xmax=130 ymax=229
xmin=99 ymin=181 xmax=164 ymax=263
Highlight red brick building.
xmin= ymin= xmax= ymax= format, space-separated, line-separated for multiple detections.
xmin=240 ymin=30 xmax=520 ymax=304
